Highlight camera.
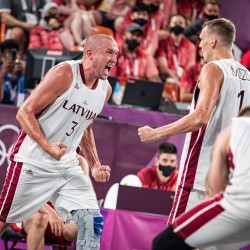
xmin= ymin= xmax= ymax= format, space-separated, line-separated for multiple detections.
xmin=9 ymin=50 xmax=17 ymax=62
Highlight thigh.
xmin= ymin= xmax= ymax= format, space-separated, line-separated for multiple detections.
xmin=173 ymin=193 xmax=250 ymax=249
xmin=56 ymin=166 xmax=98 ymax=213
xmin=186 ymin=189 xmax=205 ymax=211
xmin=0 ymin=161 xmax=59 ymax=223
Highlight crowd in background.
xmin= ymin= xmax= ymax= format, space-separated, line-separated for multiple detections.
xmin=0 ymin=0 xmax=250 ymax=107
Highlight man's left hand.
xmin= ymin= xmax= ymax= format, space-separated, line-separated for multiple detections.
xmin=92 ymin=164 xmax=111 ymax=182
xmin=138 ymin=126 xmax=157 ymax=143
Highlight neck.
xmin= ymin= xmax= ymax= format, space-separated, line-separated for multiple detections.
xmin=170 ymin=33 xmax=183 ymax=46
xmin=81 ymin=60 xmax=98 ymax=89
xmin=211 ymin=48 xmax=234 ymax=61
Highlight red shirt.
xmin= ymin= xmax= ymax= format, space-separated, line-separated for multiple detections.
xmin=240 ymin=50 xmax=250 ymax=68
xmin=157 ymin=35 xmax=196 ymax=76
xmin=180 ymin=61 xmax=202 ymax=93
xmin=137 ymin=165 xmax=178 ymax=191
xmin=115 ymin=8 xmax=163 ymax=52
xmin=30 ymin=26 xmax=65 ymax=50
xmin=110 ymin=46 xmax=159 ymax=86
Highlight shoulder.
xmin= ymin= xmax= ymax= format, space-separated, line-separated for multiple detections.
xmin=200 ymin=61 xmax=223 ymax=76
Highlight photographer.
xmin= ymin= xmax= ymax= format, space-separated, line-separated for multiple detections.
xmin=0 ymin=39 xmax=28 ymax=106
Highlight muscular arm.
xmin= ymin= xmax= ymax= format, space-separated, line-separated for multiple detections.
xmin=16 ymin=63 xmax=73 ymax=159
xmin=1 ymin=12 xmax=34 ymax=31
xmin=139 ymin=62 xmax=224 ymax=142
xmin=79 ymin=83 xmax=111 ymax=166
xmin=205 ymin=124 xmax=231 ymax=199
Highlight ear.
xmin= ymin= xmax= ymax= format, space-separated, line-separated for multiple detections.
xmin=211 ymin=37 xmax=217 ymax=49
xmin=85 ymin=49 xmax=93 ymax=60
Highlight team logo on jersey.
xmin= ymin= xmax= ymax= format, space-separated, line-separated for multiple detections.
xmin=74 ymin=82 xmax=79 ymax=89
xmin=26 ymin=169 xmax=33 ymax=176
xmin=83 ymin=100 xmax=88 ymax=105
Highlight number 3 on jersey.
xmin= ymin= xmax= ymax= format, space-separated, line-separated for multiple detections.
xmin=66 ymin=121 xmax=78 ymax=136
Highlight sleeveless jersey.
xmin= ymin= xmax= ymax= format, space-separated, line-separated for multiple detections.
xmin=178 ymin=59 xmax=250 ymax=191
xmin=222 ymin=117 xmax=250 ymax=219
xmin=10 ymin=60 xmax=109 ymax=168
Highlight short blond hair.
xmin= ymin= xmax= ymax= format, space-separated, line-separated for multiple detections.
xmin=202 ymin=18 xmax=235 ymax=47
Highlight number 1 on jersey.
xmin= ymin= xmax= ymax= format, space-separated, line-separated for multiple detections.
xmin=238 ymin=90 xmax=245 ymax=112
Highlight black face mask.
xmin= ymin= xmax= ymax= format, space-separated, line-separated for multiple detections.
xmin=44 ymin=14 xmax=57 ymax=23
xmin=125 ymin=39 xmax=140 ymax=51
xmin=133 ymin=18 xmax=148 ymax=27
xmin=205 ymin=14 xmax=219 ymax=21
xmin=159 ymin=165 xmax=176 ymax=177
xmin=170 ymin=25 xmax=185 ymax=35
xmin=147 ymin=4 xmax=159 ymax=14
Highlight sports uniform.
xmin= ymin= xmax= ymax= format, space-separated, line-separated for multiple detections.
xmin=168 ymin=59 xmax=250 ymax=224
xmin=172 ymin=117 xmax=250 ymax=249
xmin=154 ymin=117 xmax=250 ymax=250
xmin=0 ymin=60 xmax=108 ymax=223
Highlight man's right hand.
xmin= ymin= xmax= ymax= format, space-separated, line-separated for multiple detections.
xmin=48 ymin=209 xmax=65 ymax=237
xmin=45 ymin=142 xmax=67 ymax=160
xmin=0 ymin=61 xmax=15 ymax=76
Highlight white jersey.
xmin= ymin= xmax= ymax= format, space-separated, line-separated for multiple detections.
xmin=179 ymin=58 xmax=250 ymax=191
xmin=10 ymin=60 xmax=109 ymax=168
xmin=221 ymin=117 xmax=250 ymax=219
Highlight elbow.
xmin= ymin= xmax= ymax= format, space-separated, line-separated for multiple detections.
xmin=16 ymin=107 xmax=27 ymax=124
xmin=195 ymin=112 xmax=209 ymax=127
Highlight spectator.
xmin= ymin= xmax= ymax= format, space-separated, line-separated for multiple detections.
xmin=157 ymin=14 xmax=196 ymax=85
xmin=110 ymin=23 xmax=161 ymax=87
xmin=0 ymin=0 xmax=45 ymax=56
xmin=184 ymin=0 xmax=220 ymax=43
xmin=179 ymin=45 xmax=204 ymax=103
xmin=177 ymin=0 xmax=204 ymax=24
xmin=137 ymin=142 xmax=178 ymax=191
xmin=29 ymin=2 xmax=74 ymax=51
xmin=0 ymin=39 xmax=28 ymax=106
xmin=115 ymin=3 xmax=155 ymax=55
xmin=92 ymin=0 xmax=136 ymax=32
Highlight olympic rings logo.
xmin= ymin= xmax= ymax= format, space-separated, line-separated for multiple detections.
xmin=0 ymin=124 xmax=20 ymax=167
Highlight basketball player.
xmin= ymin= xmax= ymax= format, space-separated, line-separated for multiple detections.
xmin=23 ymin=156 xmax=100 ymax=249
xmin=0 ymin=34 xmax=119 ymax=249
xmin=152 ymin=106 xmax=250 ymax=250
xmin=138 ymin=18 xmax=250 ymax=224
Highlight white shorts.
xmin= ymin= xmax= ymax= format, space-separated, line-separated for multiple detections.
xmin=168 ymin=186 xmax=204 ymax=225
xmin=172 ymin=193 xmax=250 ymax=249
xmin=0 ymin=160 xmax=98 ymax=223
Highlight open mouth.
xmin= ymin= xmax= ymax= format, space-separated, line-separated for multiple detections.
xmin=105 ymin=65 xmax=112 ymax=72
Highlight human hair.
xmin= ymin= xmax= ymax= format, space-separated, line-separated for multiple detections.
xmin=0 ymin=39 xmax=19 ymax=53
xmin=238 ymin=106 xmax=250 ymax=117
xmin=202 ymin=18 xmax=235 ymax=47
xmin=167 ymin=13 xmax=187 ymax=27
xmin=83 ymin=34 xmax=116 ymax=56
xmin=204 ymin=0 xmax=221 ymax=8
xmin=132 ymin=3 xmax=149 ymax=13
xmin=157 ymin=142 xmax=177 ymax=157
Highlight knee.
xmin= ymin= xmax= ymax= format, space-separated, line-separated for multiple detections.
xmin=10 ymin=27 xmax=25 ymax=41
xmin=31 ymin=212 xmax=49 ymax=231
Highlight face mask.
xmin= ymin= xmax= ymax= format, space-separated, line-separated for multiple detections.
xmin=133 ymin=18 xmax=148 ymax=27
xmin=170 ymin=25 xmax=185 ymax=35
xmin=125 ymin=39 xmax=140 ymax=51
xmin=147 ymin=4 xmax=159 ymax=14
xmin=205 ymin=14 xmax=219 ymax=21
xmin=44 ymin=14 xmax=57 ymax=23
xmin=159 ymin=165 xmax=176 ymax=177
